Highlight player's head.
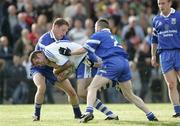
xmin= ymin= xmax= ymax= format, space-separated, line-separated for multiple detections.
xmin=52 ymin=18 xmax=69 ymax=39
xmin=95 ymin=18 xmax=109 ymax=32
xmin=157 ymin=0 xmax=172 ymax=15
xmin=29 ymin=50 xmax=49 ymax=67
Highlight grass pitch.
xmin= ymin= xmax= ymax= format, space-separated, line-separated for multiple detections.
xmin=0 ymin=104 xmax=179 ymax=126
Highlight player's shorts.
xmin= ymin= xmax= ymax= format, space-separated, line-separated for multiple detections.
xmin=30 ymin=66 xmax=57 ymax=85
xmin=160 ymin=49 xmax=180 ymax=74
xmin=96 ymin=56 xmax=132 ymax=82
xmin=76 ymin=62 xmax=97 ymax=79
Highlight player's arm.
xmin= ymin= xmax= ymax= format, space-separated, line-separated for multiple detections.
xmin=151 ymin=22 xmax=159 ymax=67
xmin=151 ymin=43 xmax=159 ymax=67
xmin=59 ymin=34 xmax=100 ymax=56
xmin=71 ymin=48 xmax=87 ymax=55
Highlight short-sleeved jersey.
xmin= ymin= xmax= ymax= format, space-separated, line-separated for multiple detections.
xmin=31 ymin=31 xmax=69 ymax=71
xmin=151 ymin=8 xmax=180 ymax=50
xmin=83 ymin=29 xmax=128 ymax=60
xmin=44 ymin=41 xmax=87 ymax=68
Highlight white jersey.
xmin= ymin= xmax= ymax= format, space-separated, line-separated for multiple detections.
xmin=44 ymin=41 xmax=87 ymax=68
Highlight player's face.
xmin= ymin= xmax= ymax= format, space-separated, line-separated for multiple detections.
xmin=32 ymin=53 xmax=48 ymax=66
xmin=54 ymin=24 xmax=69 ymax=39
xmin=158 ymin=0 xmax=171 ymax=15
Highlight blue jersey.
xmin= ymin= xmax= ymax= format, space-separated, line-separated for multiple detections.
xmin=83 ymin=29 xmax=128 ymax=60
xmin=30 ymin=31 xmax=69 ymax=84
xmin=83 ymin=29 xmax=131 ymax=82
xmin=151 ymin=8 xmax=180 ymax=51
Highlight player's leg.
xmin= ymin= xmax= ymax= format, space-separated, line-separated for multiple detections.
xmin=77 ymin=78 xmax=118 ymax=120
xmin=77 ymin=78 xmax=90 ymax=100
xmin=175 ymin=70 xmax=180 ymax=117
xmin=117 ymin=80 xmax=158 ymax=121
xmin=33 ymin=73 xmax=46 ymax=121
xmin=164 ymin=70 xmax=180 ymax=117
xmin=80 ymin=75 xmax=110 ymax=123
xmin=54 ymin=79 xmax=82 ymax=118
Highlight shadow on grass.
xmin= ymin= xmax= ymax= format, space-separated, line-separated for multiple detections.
xmin=86 ymin=120 xmax=180 ymax=126
xmin=100 ymin=120 xmax=180 ymax=126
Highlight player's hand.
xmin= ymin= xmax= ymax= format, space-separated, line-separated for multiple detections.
xmin=151 ymin=56 xmax=159 ymax=67
xmin=59 ymin=47 xmax=71 ymax=56
xmin=55 ymin=69 xmax=69 ymax=82
xmin=83 ymin=57 xmax=94 ymax=67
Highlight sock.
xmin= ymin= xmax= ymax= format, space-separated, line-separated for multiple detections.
xmin=34 ymin=103 xmax=42 ymax=118
xmin=86 ymin=106 xmax=93 ymax=113
xmin=146 ymin=112 xmax=155 ymax=120
xmin=174 ymin=105 xmax=180 ymax=114
xmin=94 ymin=99 xmax=114 ymax=117
xmin=72 ymin=105 xmax=82 ymax=118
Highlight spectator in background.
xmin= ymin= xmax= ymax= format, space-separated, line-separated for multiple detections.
xmin=28 ymin=23 xmax=41 ymax=46
xmin=52 ymin=0 xmax=66 ymax=18
xmin=68 ymin=18 xmax=87 ymax=45
xmin=13 ymin=29 xmax=34 ymax=62
xmin=36 ymin=14 xmax=48 ymax=35
xmin=1 ymin=5 xmax=18 ymax=47
xmin=122 ymin=16 xmax=144 ymax=60
xmin=72 ymin=2 xmax=87 ymax=26
xmin=32 ymin=0 xmax=53 ymax=22
xmin=13 ymin=12 xmax=30 ymax=42
xmin=0 ymin=0 xmax=16 ymax=18
xmin=0 ymin=36 xmax=13 ymax=64
xmin=136 ymin=27 xmax=153 ymax=100
xmin=109 ymin=16 xmax=123 ymax=44
xmin=85 ymin=18 xmax=94 ymax=38
xmin=10 ymin=55 xmax=29 ymax=104
xmin=64 ymin=0 xmax=78 ymax=18
xmin=22 ymin=1 xmax=36 ymax=26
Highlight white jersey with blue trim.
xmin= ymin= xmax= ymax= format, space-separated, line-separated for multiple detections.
xmin=151 ymin=8 xmax=180 ymax=50
xmin=44 ymin=41 xmax=87 ymax=68
xmin=83 ymin=28 xmax=128 ymax=59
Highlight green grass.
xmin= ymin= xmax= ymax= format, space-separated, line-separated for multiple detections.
xmin=0 ymin=104 xmax=179 ymax=126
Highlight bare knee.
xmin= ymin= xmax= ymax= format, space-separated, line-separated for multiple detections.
xmin=122 ymin=89 xmax=136 ymax=101
xmin=87 ymin=85 xmax=98 ymax=92
xmin=167 ymin=81 xmax=177 ymax=91
xmin=36 ymin=84 xmax=46 ymax=96
xmin=66 ymin=88 xmax=78 ymax=99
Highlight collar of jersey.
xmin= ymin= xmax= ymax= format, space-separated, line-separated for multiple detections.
xmin=50 ymin=30 xmax=58 ymax=41
xmin=160 ymin=8 xmax=175 ymax=18
xmin=100 ymin=28 xmax=111 ymax=32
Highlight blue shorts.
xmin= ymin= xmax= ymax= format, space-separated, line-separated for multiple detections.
xmin=76 ymin=62 xmax=97 ymax=79
xmin=96 ymin=56 xmax=132 ymax=82
xmin=160 ymin=50 xmax=180 ymax=74
xmin=30 ymin=66 xmax=57 ymax=85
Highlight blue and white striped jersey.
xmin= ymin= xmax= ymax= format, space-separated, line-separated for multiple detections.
xmin=35 ymin=30 xmax=69 ymax=51
xmin=151 ymin=8 xmax=180 ymax=50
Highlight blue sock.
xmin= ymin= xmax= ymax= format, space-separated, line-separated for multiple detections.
xmin=146 ymin=112 xmax=155 ymax=120
xmin=94 ymin=99 xmax=113 ymax=116
xmin=86 ymin=106 xmax=93 ymax=113
xmin=174 ymin=105 xmax=180 ymax=114
xmin=34 ymin=103 xmax=41 ymax=118
xmin=72 ymin=105 xmax=82 ymax=118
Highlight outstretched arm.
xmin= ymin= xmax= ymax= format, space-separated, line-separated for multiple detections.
xmin=71 ymin=47 xmax=87 ymax=55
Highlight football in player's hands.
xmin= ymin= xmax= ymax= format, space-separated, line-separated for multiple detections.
xmin=59 ymin=47 xmax=71 ymax=56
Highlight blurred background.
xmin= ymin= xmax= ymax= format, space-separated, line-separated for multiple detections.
xmin=0 ymin=0 xmax=180 ymax=104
